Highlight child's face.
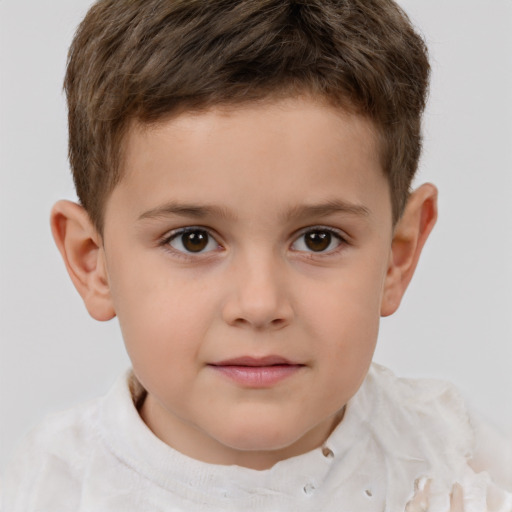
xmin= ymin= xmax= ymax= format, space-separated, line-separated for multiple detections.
xmin=101 ymin=97 xmax=394 ymax=469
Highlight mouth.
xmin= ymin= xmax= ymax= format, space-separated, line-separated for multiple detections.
xmin=208 ymin=356 xmax=305 ymax=387
xmin=211 ymin=355 xmax=299 ymax=367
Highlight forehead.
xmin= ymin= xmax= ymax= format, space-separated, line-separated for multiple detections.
xmin=125 ymin=96 xmax=379 ymax=163
xmin=109 ymin=97 xmax=390 ymax=227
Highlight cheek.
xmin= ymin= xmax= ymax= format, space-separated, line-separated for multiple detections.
xmin=303 ymin=260 xmax=384 ymax=339
xmin=314 ymin=293 xmax=379 ymax=379
xmin=109 ymin=260 xmax=219 ymax=373
xmin=308 ymin=303 xmax=379 ymax=415
xmin=300 ymin=261 xmax=385 ymax=388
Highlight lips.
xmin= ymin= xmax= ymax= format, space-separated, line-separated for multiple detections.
xmin=211 ymin=355 xmax=296 ymax=367
xmin=208 ymin=356 xmax=304 ymax=387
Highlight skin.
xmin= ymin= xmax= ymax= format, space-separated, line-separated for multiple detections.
xmin=51 ymin=96 xmax=437 ymax=470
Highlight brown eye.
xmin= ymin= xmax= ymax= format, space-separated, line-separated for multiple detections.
xmin=304 ymin=230 xmax=331 ymax=252
xmin=168 ymin=229 xmax=218 ymax=254
xmin=291 ymin=228 xmax=343 ymax=254
xmin=182 ymin=231 xmax=209 ymax=252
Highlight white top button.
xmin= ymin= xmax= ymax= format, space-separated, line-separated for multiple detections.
xmin=322 ymin=446 xmax=334 ymax=458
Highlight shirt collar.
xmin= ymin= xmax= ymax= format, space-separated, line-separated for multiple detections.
xmin=97 ymin=368 xmax=375 ymax=502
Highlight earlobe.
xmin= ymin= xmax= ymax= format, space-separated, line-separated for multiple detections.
xmin=381 ymin=183 xmax=438 ymax=317
xmin=50 ymin=200 xmax=116 ymax=321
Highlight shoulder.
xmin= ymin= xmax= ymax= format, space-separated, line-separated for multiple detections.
xmin=364 ymin=364 xmax=512 ymax=509
xmin=366 ymin=363 xmax=474 ymax=453
xmin=360 ymin=365 xmax=472 ymax=485
xmin=368 ymin=362 xmax=467 ymax=408
xmin=1 ymin=392 xmax=106 ymax=511
xmin=369 ymin=364 xmax=512 ymax=482
xmin=369 ymin=363 xmax=471 ymax=428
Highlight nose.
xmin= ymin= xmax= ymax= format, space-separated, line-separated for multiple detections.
xmin=221 ymin=251 xmax=294 ymax=330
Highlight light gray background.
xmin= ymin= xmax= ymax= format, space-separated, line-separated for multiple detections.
xmin=1 ymin=1 xmax=511 ymax=472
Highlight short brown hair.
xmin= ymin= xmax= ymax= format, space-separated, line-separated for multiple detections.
xmin=65 ymin=0 xmax=429 ymax=233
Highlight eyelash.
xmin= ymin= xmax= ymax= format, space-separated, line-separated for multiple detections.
xmin=159 ymin=225 xmax=349 ymax=259
xmin=290 ymin=226 xmax=348 ymax=257
xmin=160 ymin=226 xmax=222 ymax=259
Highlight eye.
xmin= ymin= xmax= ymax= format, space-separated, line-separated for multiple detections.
xmin=166 ymin=228 xmax=219 ymax=254
xmin=291 ymin=228 xmax=344 ymax=253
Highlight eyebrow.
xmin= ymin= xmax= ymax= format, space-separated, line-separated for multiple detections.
xmin=138 ymin=202 xmax=234 ymax=221
xmin=138 ymin=199 xmax=370 ymax=222
xmin=283 ymin=199 xmax=371 ymax=222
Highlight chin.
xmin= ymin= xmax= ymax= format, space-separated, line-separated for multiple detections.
xmin=213 ymin=421 xmax=308 ymax=453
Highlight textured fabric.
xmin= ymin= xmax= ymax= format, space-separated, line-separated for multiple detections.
xmin=2 ymin=364 xmax=511 ymax=511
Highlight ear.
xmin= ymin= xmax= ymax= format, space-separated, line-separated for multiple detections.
xmin=50 ymin=200 xmax=116 ymax=321
xmin=381 ymin=183 xmax=438 ymax=317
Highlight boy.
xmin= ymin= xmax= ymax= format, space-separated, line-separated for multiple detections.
xmin=2 ymin=0 xmax=511 ymax=510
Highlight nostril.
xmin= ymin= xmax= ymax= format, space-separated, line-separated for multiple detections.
xmin=230 ymin=316 xmax=288 ymax=331
xmin=221 ymin=284 xmax=293 ymax=329
xmin=232 ymin=317 xmax=249 ymax=327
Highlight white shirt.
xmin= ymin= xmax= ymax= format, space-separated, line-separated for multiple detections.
xmin=2 ymin=364 xmax=511 ymax=511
